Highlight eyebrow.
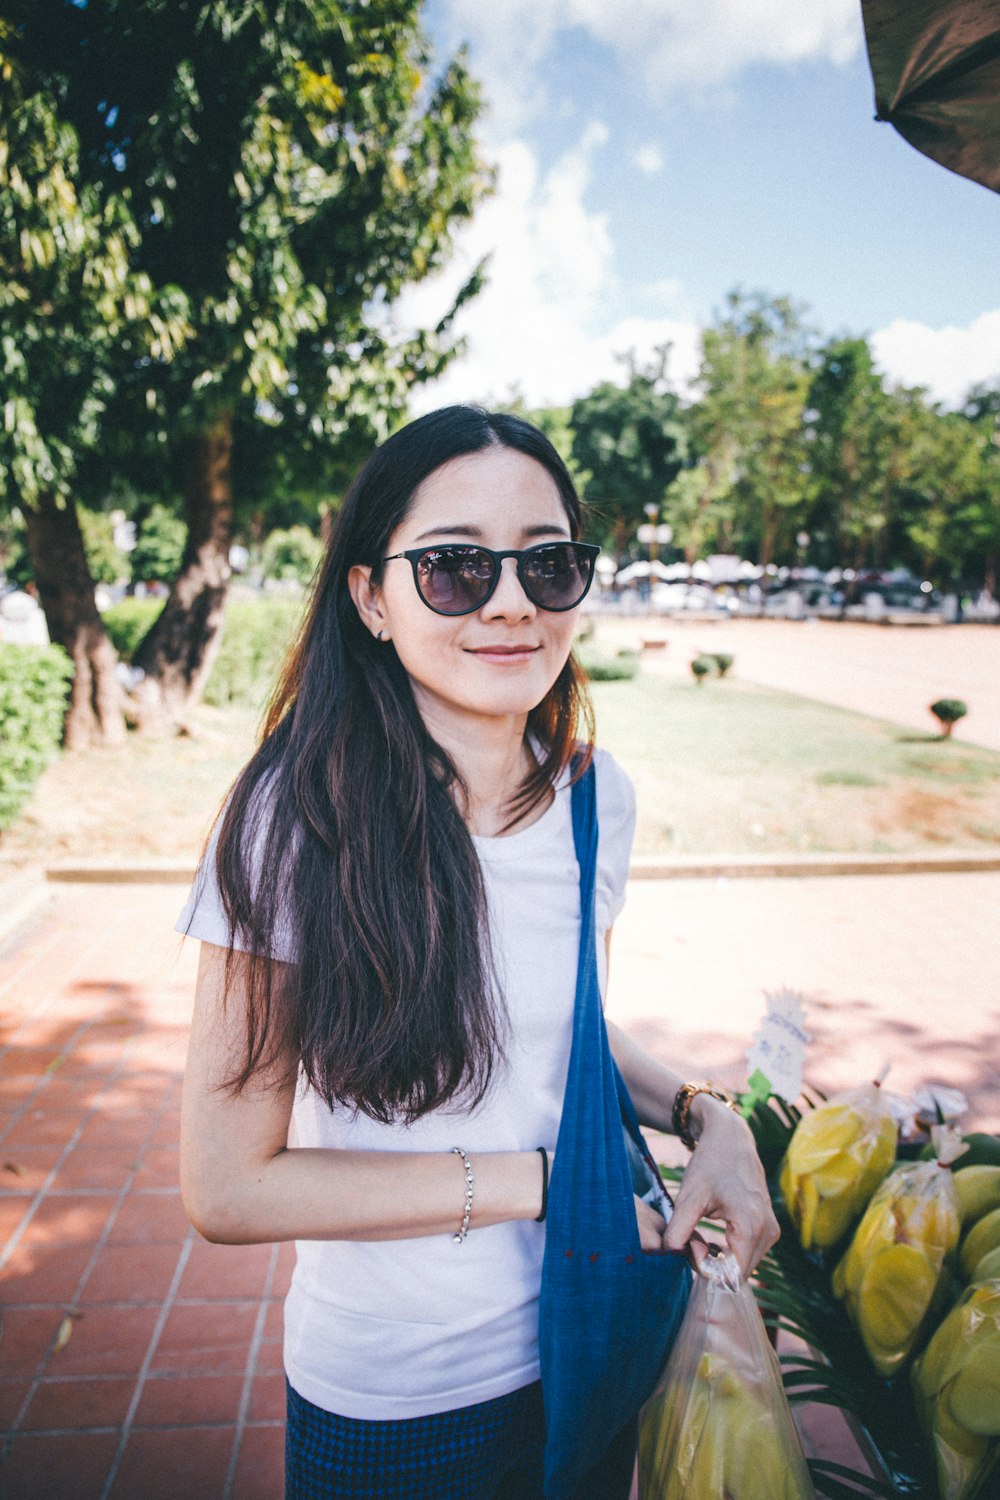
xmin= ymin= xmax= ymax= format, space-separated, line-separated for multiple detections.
xmin=411 ymin=522 xmax=572 ymax=543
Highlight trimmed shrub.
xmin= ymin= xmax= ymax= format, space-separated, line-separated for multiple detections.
xmin=0 ymin=643 xmax=74 ymax=829
xmin=102 ymin=597 xmax=163 ymax=661
xmin=103 ymin=594 xmax=307 ymax=709
xmin=577 ymin=647 xmax=640 ymax=682
xmin=261 ymin=525 xmax=324 ymax=585
xmin=930 ymin=698 xmax=968 ymax=739
xmin=202 ymin=596 xmax=306 ymax=707
xmin=711 ymin=652 xmax=734 ymax=677
xmin=690 ymin=654 xmax=713 ymax=684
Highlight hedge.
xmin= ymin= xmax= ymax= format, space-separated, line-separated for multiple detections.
xmin=102 ymin=593 xmax=307 ymax=708
xmin=0 ymin=643 xmax=74 ymax=830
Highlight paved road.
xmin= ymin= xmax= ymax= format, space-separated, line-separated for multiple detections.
xmin=598 ymin=616 xmax=1000 ymax=751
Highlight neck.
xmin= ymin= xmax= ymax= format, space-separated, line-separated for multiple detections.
xmin=413 ymin=697 xmax=535 ymax=836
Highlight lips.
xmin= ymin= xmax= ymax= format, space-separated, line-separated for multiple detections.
xmin=466 ymin=644 xmax=541 ymax=658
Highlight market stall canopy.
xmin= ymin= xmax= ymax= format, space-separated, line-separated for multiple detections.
xmin=861 ymin=0 xmax=1000 ymax=193
xmin=615 ymin=559 xmax=673 ymax=584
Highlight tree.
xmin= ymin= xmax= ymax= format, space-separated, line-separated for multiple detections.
xmin=569 ymin=348 xmax=689 ymax=555
xmin=130 ymin=503 xmax=187 ymax=587
xmin=261 ymin=524 xmax=324 ymax=586
xmin=6 ymin=0 xmax=492 ymax=730
xmin=0 ymin=30 xmax=181 ymax=744
xmin=692 ymin=291 xmax=814 ymax=566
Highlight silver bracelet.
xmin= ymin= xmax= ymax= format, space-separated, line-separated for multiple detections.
xmin=451 ymin=1146 xmax=474 ymax=1244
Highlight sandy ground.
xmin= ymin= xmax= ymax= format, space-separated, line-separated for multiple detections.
xmin=594 ymin=616 xmax=1000 ymax=751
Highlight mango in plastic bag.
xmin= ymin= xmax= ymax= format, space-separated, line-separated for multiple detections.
xmin=638 ymin=1254 xmax=815 ymax=1500
xmin=832 ymin=1127 xmax=963 ymax=1377
xmin=779 ymin=1081 xmax=897 ymax=1251
xmin=912 ymin=1279 xmax=1000 ymax=1500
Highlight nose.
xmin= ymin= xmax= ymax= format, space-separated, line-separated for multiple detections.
xmin=481 ymin=556 xmax=535 ymax=620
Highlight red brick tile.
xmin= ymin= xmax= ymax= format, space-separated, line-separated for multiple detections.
xmin=246 ymin=1371 xmax=286 ymax=1424
xmin=133 ymin=1373 xmax=244 ymax=1427
xmin=151 ymin=1302 xmax=258 ymax=1376
xmin=0 ymin=1047 xmax=62 ymax=1078
xmin=0 ymin=1072 xmax=49 ymax=1103
xmin=0 ymin=1430 xmax=119 ymax=1500
xmin=109 ymin=1425 xmax=234 ymax=1500
xmin=106 ymin=1191 xmax=190 ymax=1245
xmin=45 ymin=1304 xmax=159 ymax=1377
xmin=148 ymin=1110 xmax=181 ymax=1147
xmin=0 ymin=1194 xmax=32 ymax=1244
xmin=77 ymin=1108 xmax=154 ymax=1147
xmin=3 ymin=1107 xmax=87 ymax=1147
xmin=21 ymin=1375 xmax=136 ymax=1431
xmin=80 ymin=1242 xmax=182 ymax=1305
xmin=0 ymin=1240 xmax=93 ymax=1304
xmin=231 ymin=1422 xmax=285 ymax=1500
xmin=133 ymin=1146 xmax=179 ymax=1191
xmin=21 ymin=1193 xmax=117 ymax=1246
xmin=51 ymin=1147 xmax=137 ymax=1193
xmin=177 ymin=1239 xmax=273 ymax=1301
xmin=5 ymin=1019 xmax=81 ymax=1050
xmin=1 ymin=1144 xmax=63 ymax=1192
xmin=0 ymin=1307 xmax=64 ymax=1376
xmin=0 ymin=1378 xmax=31 ymax=1428
xmin=33 ymin=1076 xmax=105 ymax=1113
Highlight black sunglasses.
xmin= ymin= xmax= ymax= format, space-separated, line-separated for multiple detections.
xmin=381 ymin=542 xmax=600 ymax=616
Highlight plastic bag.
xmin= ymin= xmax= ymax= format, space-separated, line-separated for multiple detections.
xmin=912 ymin=1278 xmax=1000 ymax=1500
xmin=832 ymin=1125 xmax=965 ymax=1377
xmin=779 ymin=1077 xmax=898 ymax=1250
xmin=637 ymin=1252 xmax=816 ymax=1500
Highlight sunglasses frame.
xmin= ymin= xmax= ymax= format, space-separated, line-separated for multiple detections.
xmin=381 ymin=542 xmax=601 ymax=616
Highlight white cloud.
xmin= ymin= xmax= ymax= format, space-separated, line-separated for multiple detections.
xmin=633 ymin=144 xmax=666 ymax=176
xmin=441 ymin=0 xmax=861 ymax=128
xmin=871 ymin=311 xmax=1000 ymax=407
xmin=398 ymin=128 xmax=701 ymax=413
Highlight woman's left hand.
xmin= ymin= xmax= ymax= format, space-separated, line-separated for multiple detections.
xmin=662 ymin=1099 xmax=779 ymax=1280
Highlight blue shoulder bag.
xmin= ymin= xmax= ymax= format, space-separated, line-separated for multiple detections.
xmin=538 ymin=761 xmax=691 ymax=1499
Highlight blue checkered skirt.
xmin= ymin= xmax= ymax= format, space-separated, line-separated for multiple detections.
xmin=284 ymin=1379 xmax=634 ymax=1499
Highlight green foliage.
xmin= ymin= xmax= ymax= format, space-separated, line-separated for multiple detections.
xmin=101 ymin=598 xmax=164 ymax=662
xmin=260 ymin=526 xmax=324 ymax=585
xmin=711 ymin=652 xmax=734 ymax=677
xmin=103 ymin=593 xmax=305 ymax=707
xmin=202 ymin=596 xmax=306 ymax=708
xmin=0 ymin=643 xmax=73 ymax=828
xmin=77 ymin=507 xmax=129 ymax=586
xmin=575 ymin=646 xmax=639 ymax=682
xmin=570 ymin=348 xmax=689 ymax=551
xmin=690 ymin=654 xmax=713 ymax=682
xmin=130 ymin=505 xmax=187 ymax=585
xmin=0 ymin=509 xmax=33 ymax=588
xmin=930 ymin=699 xmax=968 ymax=737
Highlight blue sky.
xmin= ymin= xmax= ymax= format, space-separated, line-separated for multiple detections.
xmin=402 ymin=0 xmax=998 ymax=411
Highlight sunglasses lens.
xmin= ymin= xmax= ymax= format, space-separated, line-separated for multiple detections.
xmin=415 ymin=548 xmax=495 ymax=614
xmin=521 ymin=544 xmax=593 ymax=610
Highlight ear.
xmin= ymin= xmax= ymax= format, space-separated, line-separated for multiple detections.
xmin=347 ymin=564 xmax=389 ymax=641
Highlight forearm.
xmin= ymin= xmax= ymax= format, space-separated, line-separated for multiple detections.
xmin=606 ymin=1018 xmax=733 ymax=1141
xmin=182 ymin=1141 xmax=547 ymax=1246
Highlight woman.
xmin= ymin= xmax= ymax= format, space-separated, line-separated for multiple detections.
xmin=179 ymin=405 xmax=777 ymax=1499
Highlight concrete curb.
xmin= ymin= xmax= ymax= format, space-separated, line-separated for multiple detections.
xmin=42 ymin=850 xmax=1000 ymax=885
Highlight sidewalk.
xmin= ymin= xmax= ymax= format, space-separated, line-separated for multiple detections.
xmin=2 ymin=874 xmax=998 ymax=1496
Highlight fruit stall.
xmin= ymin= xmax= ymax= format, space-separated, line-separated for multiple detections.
xmin=728 ymin=1076 xmax=1000 ymax=1500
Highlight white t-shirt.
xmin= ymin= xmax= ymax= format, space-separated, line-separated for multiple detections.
xmin=176 ymin=747 xmax=636 ymax=1419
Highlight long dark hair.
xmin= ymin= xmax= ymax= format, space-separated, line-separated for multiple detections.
xmin=213 ymin=405 xmax=595 ymax=1122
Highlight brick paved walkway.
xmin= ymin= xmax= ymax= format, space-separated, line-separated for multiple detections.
xmin=0 ymin=886 xmax=288 ymax=1499
xmin=7 ymin=868 xmax=996 ymax=1496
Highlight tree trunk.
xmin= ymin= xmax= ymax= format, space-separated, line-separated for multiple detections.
xmin=132 ymin=414 xmax=234 ymax=733
xmin=23 ymin=494 xmax=126 ymax=749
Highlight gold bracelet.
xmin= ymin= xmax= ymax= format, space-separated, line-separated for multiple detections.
xmin=671 ymin=1082 xmax=739 ymax=1150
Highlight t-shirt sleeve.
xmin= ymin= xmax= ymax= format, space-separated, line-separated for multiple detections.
xmin=594 ymin=747 xmax=637 ymax=928
xmin=175 ymin=801 xmax=298 ymax=964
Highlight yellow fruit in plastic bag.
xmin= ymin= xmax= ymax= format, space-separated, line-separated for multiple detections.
xmin=947 ymin=1344 xmax=1000 ymax=1436
xmin=780 ymin=1086 xmax=897 ymax=1251
xmin=857 ymin=1244 xmax=936 ymax=1363
xmin=953 ymin=1165 xmax=1000 ymax=1226
xmin=834 ymin=1144 xmax=962 ymax=1377
xmin=960 ymin=1205 xmax=1000 ymax=1279
xmin=970 ymin=1245 xmax=1000 ymax=1284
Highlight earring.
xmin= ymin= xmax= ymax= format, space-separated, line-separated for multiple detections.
xmin=376 ymin=629 xmax=387 ymax=643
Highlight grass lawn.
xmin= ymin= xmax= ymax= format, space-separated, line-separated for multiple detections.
xmin=2 ymin=671 xmax=999 ymax=868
